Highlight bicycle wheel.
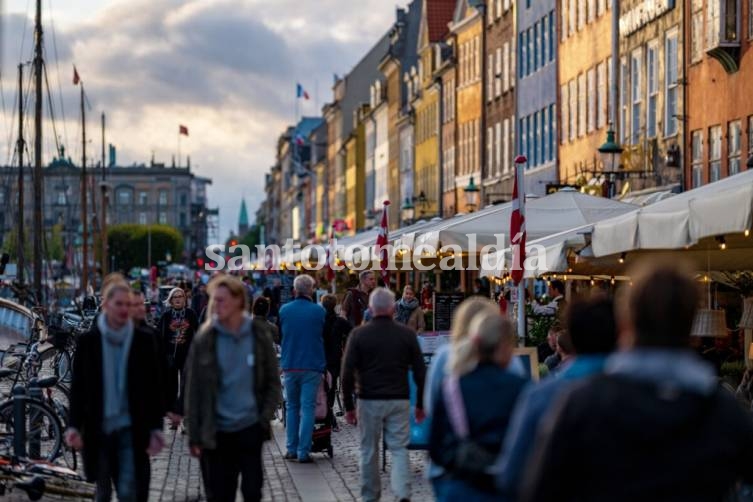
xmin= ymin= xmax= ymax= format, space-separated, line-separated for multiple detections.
xmin=0 ymin=398 xmax=63 ymax=462
xmin=52 ymin=350 xmax=72 ymax=384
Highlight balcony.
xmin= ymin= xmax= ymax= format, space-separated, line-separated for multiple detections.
xmin=706 ymin=0 xmax=741 ymax=73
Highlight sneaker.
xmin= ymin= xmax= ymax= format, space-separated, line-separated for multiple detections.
xmin=283 ymin=452 xmax=297 ymax=461
xmin=297 ymin=456 xmax=314 ymax=464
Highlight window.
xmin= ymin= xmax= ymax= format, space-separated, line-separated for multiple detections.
xmin=631 ymin=50 xmax=642 ymax=144
xmin=159 ymin=212 xmax=168 ymax=225
xmin=520 ymin=31 xmax=527 ymax=77
xmin=543 ymin=107 xmax=550 ymax=162
xmin=588 ymin=0 xmax=595 ymax=22
xmin=578 ymin=0 xmax=585 ymax=30
xmin=607 ymin=57 xmax=614 ymax=127
xmin=503 ymin=119 xmax=510 ymax=174
xmin=475 ymin=36 xmax=481 ymax=81
xmin=587 ymin=68 xmax=596 ymax=133
xmin=118 ymin=189 xmax=132 ymax=206
xmin=549 ymin=11 xmax=556 ymax=61
xmin=534 ymin=22 xmax=540 ymax=72
xmin=691 ymin=2 xmax=704 ymax=62
xmin=180 ymin=213 xmax=187 ymax=228
xmin=534 ymin=111 xmax=540 ymax=166
xmin=528 ymin=27 xmax=534 ymax=73
xmin=561 ymin=84 xmax=570 ymax=143
xmin=488 ymin=53 xmax=494 ymax=100
xmin=569 ymin=79 xmax=578 ymax=141
xmin=620 ymin=58 xmax=629 ymax=143
xmin=159 ymin=189 xmax=168 ymax=206
xmin=543 ymin=15 xmax=549 ymax=64
xmin=495 ymin=47 xmax=502 ymax=97
xmin=494 ymin=122 xmax=501 ymax=176
xmin=729 ymin=120 xmax=742 ymax=175
xmin=710 ymin=125 xmax=722 ymax=182
xmin=487 ymin=126 xmax=494 ymax=176
xmin=597 ymin=62 xmax=607 ymax=129
xmin=180 ymin=193 xmax=187 ymax=206
xmin=647 ymin=42 xmax=659 ymax=138
xmin=750 ymin=0 xmax=753 ymax=38
xmin=549 ymin=104 xmax=556 ymax=161
xmin=749 ymin=115 xmax=753 ymax=157
xmin=139 ymin=212 xmax=147 ymax=225
xmin=692 ymin=130 xmax=704 ymax=188
xmin=139 ymin=191 xmax=148 ymax=205
xmin=665 ymin=31 xmax=679 ymax=137
xmin=57 ymin=191 xmax=66 ymax=205
xmin=510 ymin=37 xmax=516 ymax=87
xmin=578 ymin=73 xmax=587 ymax=137
xmin=503 ymin=42 xmax=510 ymax=91
xmin=562 ymin=0 xmax=569 ymax=41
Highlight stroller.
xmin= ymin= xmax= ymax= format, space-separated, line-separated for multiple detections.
xmin=310 ymin=371 xmax=334 ymax=458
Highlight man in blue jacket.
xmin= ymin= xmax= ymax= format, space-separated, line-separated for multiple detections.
xmin=279 ymin=274 xmax=326 ymax=463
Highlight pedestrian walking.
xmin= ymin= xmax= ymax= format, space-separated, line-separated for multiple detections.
xmin=129 ymin=290 xmax=167 ymax=414
xmin=191 ymin=282 xmax=209 ymax=317
xmin=184 ymin=274 xmax=281 ymax=502
xmin=157 ymin=287 xmax=199 ymax=429
xmin=495 ymin=296 xmax=617 ymax=501
xmin=341 ymin=270 xmax=375 ymax=326
xmin=279 ymin=274 xmax=326 ymax=463
xmin=251 ymin=295 xmax=280 ymax=345
xmin=66 ymin=274 xmax=165 ymax=502
xmin=321 ymin=294 xmax=353 ymax=428
xmin=428 ymin=311 xmax=525 ymax=501
xmin=423 ymin=297 xmax=499 ymax=499
xmin=521 ymin=259 xmax=753 ymax=501
xmin=341 ymin=287 xmax=426 ymax=502
xmin=394 ymin=285 xmax=425 ymax=332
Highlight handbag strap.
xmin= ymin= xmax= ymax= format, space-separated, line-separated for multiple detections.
xmin=442 ymin=375 xmax=469 ymax=439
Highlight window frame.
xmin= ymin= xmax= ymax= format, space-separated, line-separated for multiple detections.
xmin=665 ymin=29 xmax=680 ymax=137
xmin=646 ymin=41 xmax=659 ymax=139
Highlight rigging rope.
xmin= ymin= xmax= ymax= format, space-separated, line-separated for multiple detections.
xmin=47 ymin=0 xmax=69 ymax=152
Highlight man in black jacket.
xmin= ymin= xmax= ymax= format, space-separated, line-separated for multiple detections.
xmin=341 ymin=287 xmax=426 ymax=502
xmin=66 ymin=275 xmax=165 ymax=502
xmin=521 ymin=260 xmax=753 ymax=502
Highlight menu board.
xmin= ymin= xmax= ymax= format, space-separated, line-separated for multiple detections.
xmin=432 ymin=292 xmax=466 ymax=331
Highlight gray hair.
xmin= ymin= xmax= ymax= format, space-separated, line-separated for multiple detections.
xmin=293 ymin=274 xmax=315 ymax=297
xmin=369 ymin=287 xmax=395 ymax=316
xmin=164 ymin=287 xmax=185 ymax=308
xmin=359 ymin=270 xmax=374 ymax=283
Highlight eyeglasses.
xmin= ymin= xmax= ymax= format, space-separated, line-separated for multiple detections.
xmin=173 ymin=295 xmax=185 ymax=299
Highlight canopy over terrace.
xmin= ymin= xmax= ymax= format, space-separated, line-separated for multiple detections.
xmin=411 ymin=188 xmax=638 ymax=256
xmin=581 ymin=170 xmax=753 ymax=273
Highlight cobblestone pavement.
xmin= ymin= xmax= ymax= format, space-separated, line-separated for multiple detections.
xmin=3 ymin=417 xmax=433 ymax=501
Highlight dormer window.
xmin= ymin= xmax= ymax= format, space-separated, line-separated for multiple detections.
xmin=706 ymin=0 xmax=741 ymax=72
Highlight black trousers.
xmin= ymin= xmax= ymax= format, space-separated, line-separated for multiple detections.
xmin=95 ymin=428 xmax=150 ymax=502
xmin=200 ymin=423 xmax=264 ymax=502
xmin=166 ymin=366 xmax=185 ymax=415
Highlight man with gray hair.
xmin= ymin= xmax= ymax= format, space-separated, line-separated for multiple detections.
xmin=341 ymin=287 xmax=426 ymax=502
xmin=279 ymin=274 xmax=326 ymax=463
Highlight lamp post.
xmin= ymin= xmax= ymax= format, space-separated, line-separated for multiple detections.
xmin=401 ymin=197 xmax=415 ymax=226
xmin=597 ymin=127 xmax=623 ymax=198
xmin=464 ymin=176 xmax=480 ymax=212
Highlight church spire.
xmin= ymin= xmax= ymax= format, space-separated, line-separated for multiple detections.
xmin=238 ymin=198 xmax=249 ymax=236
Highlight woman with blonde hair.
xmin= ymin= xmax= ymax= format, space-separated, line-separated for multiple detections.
xmin=423 ymin=297 xmax=498 ymax=498
xmin=394 ymin=285 xmax=425 ymax=332
xmin=429 ymin=311 xmax=527 ymax=501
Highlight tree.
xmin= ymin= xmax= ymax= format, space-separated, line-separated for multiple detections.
xmin=239 ymin=225 xmax=261 ymax=250
xmin=108 ymin=224 xmax=184 ymax=272
xmin=47 ymin=223 xmax=65 ymax=262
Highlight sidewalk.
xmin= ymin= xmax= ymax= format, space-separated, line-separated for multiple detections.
xmin=3 ymin=418 xmax=433 ymax=501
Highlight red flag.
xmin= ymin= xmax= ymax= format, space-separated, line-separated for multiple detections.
xmin=510 ymin=156 xmax=527 ymax=285
xmin=325 ymin=225 xmax=335 ymax=282
xmin=376 ymin=200 xmax=391 ymax=286
xmin=179 ymin=125 xmax=189 ymax=136
xmin=73 ymin=66 xmax=80 ymax=85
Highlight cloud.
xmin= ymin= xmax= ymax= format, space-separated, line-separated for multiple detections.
xmin=1 ymin=0 xmax=399 ymax=239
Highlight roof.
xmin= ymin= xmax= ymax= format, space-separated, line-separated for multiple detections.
xmin=427 ymin=0 xmax=456 ymax=42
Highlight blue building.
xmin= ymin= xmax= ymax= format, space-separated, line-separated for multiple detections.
xmin=516 ymin=0 xmax=558 ymax=196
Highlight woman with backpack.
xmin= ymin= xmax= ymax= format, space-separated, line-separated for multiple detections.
xmin=429 ymin=311 xmax=526 ymax=501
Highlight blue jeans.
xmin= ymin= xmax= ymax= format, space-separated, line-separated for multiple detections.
xmin=284 ymin=370 xmax=320 ymax=460
xmin=95 ymin=428 xmax=149 ymax=502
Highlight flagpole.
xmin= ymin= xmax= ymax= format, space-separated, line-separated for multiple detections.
xmin=515 ymin=157 xmax=527 ymax=342
xmin=178 ymin=132 xmax=181 ymax=167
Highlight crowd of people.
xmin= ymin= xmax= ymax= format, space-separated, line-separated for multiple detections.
xmin=63 ymin=259 xmax=753 ymax=502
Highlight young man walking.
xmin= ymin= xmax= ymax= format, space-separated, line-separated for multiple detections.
xmin=341 ymin=287 xmax=427 ymax=502
xmin=279 ymin=274 xmax=326 ymax=463
xmin=341 ymin=270 xmax=375 ymax=326
xmin=66 ymin=275 xmax=165 ymax=502
xmin=185 ymin=275 xmax=280 ymax=502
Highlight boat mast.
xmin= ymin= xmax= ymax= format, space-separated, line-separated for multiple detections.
xmin=32 ymin=0 xmax=43 ymax=302
xmin=17 ymin=63 xmax=25 ymax=286
xmin=101 ymin=112 xmax=108 ymax=276
xmin=81 ymin=82 xmax=88 ymax=292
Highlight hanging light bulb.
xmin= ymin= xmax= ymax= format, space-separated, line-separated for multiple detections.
xmin=745 ymin=229 xmax=750 ymax=237
xmin=619 ymin=252 xmax=627 ymax=264
xmin=563 ymin=274 xmax=568 ymax=281
xmin=716 ymin=235 xmax=727 ymax=250
xmin=590 ymin=277 xmax=595 ymax=286
xmin=611 ymin=276 xmax=616 ymax=285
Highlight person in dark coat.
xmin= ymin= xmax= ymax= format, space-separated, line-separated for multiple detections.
xmin=521 ymin=259 xmax=753 ymax=502
xmin=66 ymin=275 xmax=164 ymax=502
xmin=429 ymin=311 xmax=526 ymax=501
xmin=157 ymin=287 xmax=199 ymax=429
xmin=321 ymin=294 xmax=352 ymax=428
xmin=130 ymin=289 xmax=167 ymax=415
xmin=341 ymin=270 xmax=375 ymax=326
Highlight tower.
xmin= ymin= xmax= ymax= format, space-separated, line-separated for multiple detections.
xmin=238 ymin=198 xmax=249 ymax=236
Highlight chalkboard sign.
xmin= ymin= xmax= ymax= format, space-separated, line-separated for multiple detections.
xmin=279 ymin=274 xmax=295 ymax=305
xmin=432 ymin=292 xmax=465 ymax=331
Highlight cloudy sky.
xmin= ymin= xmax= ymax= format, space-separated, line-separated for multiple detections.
xmin=1 ymin=0 xmax=398 ymax=241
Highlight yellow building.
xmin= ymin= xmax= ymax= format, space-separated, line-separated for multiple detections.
xmin=314 ymin=158 xmax=327 ymax=239
xmin=558 ymin=1 xmax=612 ymax=187
xmin=344 ymin=115 xmax=366 ymax=235
xmin=450 ymin=1 xmax=483 ymax=213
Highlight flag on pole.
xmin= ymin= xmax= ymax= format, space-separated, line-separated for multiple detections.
xmin=296 ymin=83 xmax=310 ymax=100
xmin=325 ymin=225 xmax=335 ymax=282
xmin=510 ymin=156 xmax=527 ymax=285
xmin=179 ymin=125 xmax=189 ymax=136
xmin=73 ymin=65 xmax=80 ymax=85
xmin=376 ymin=200 xmax=391 ymax=286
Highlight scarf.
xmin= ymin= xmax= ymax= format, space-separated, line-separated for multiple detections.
xmin=395 ymin=297 xmax=420 ymax=324
xmin=98 ymin=314 xmax=134 ymax=432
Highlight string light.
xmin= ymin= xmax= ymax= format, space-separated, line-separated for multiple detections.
xmin=610 ymin=276 xmax=616 ymax=286
xmin=716 ymin=235 xmax=727 ymax=250
xmin=619 ymin=252 xmax=627 ymax=264
xmin=746 ymin=229 xmax=750 ymax=237
xmin=590 ymin=277 xmax=595 ymax=286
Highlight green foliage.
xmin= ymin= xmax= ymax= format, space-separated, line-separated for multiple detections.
xmin=47 ymin=223 xmax=65 ymax=262
xmin=4 ymin=226 xmax=31 ymax=261
xmin=240 ymin=225 xmax=262 ymax=250
xmin=721 ymin=360 xmax=746 ymax=387
xmin=527 ymin=310 xmax=557 ymax=348
xmin=108 ymin=224 xmax=183 ymax=271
